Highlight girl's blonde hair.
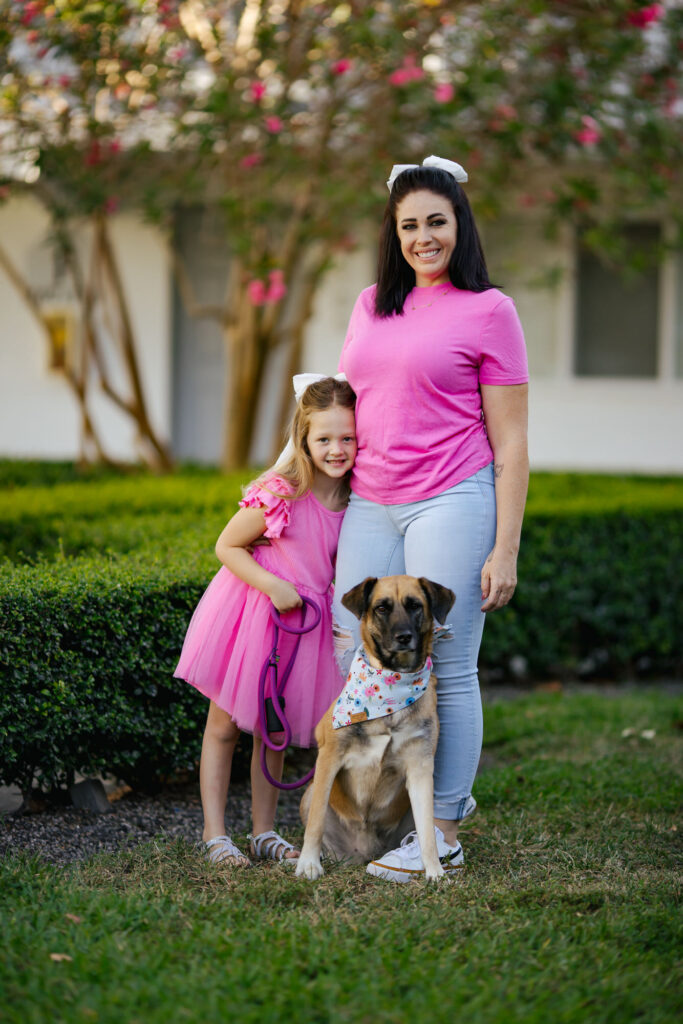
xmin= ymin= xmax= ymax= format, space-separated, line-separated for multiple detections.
xmin=251 ymin=377 xmax=356 ymax=500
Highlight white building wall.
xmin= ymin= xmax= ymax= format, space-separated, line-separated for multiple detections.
xmin=484 ymin=217 xmax=683 ymax=475
xmin=302 ymin=241 xmax=375 ymax=373
xmin=0 ymin=196 xmax=171 ymax=462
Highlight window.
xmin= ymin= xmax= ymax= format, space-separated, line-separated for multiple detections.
xmin=574 ymin=224 xmax=660 ymax=378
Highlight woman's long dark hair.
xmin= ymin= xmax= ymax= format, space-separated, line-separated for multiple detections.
xmin=375 ymin=166 xmax=494 ymax=318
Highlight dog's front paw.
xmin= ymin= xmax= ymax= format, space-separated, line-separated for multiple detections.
xmin=295 ymin=854 xmax=324 ymax=880
xmin=424 ymin=862 xmax=445 ymax=883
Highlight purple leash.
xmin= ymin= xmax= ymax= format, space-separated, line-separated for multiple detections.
xmin=258 ymin=595 xmax=322 ymax=790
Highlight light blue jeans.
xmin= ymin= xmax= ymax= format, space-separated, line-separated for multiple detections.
xmin=332 ymin=463 xmax=496 ymax=821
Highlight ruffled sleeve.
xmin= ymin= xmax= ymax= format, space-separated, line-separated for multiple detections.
xmin=239 ymin=475 xmax=294 ymax=539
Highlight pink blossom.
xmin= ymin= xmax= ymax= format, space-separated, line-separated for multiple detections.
xmin=265 ymin=115 xmax=283 ymax=134
xmin=364 ymin=686 xmax=375 ymax=698
xmin=389 ymin=55 xmax=424 ymax=86
xmin=109 ymin=138 xmax=122 ymax=153
xmin=434 ymin=82 xmax=454 ymax=104
xmin=84 ymin=140 xmax=103 ymax=166
xmin=167 ymin=45 xmax=189 ymax=63
xmin=104 ymin=196 xmax=119 ymax=214
xmin=332 ymin=59 xmax=352 ymax=75
xmin=574 ymin=115 xmax=601 ymax=146
xmin=21 ymin=2 xmax=41 ymax=27
xmin=250 ymin=80 xmax=266 ymax=102
xmin=495 ymin=103 xmax=517 ymax=121
xmin=266 ymin=269 xmax=287 ymax=303
xmin=518 ymin=193 xmax=537 ymax=209
xmin=247 ymin=279 xmax=268 ymax=306
xmin=627 ymin=4 xmax=663 ymax=28
xmin=58 ymin=75 xmax=71 ymax=89
xmin=389 ymin=68 xmax=412 ymax=86
xmin=240 ymin=152 xmax=263 ymax=169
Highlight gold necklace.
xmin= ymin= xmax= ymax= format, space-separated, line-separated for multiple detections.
xmin=410 ymin=285 xmax=450 ymax=311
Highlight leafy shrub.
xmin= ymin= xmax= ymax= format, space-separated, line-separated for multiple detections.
xmin=0 ymin=468 xmax=681 ymax=794
xmin=0 ymin=471 xmax=248 ymax=563
xmin=482 ymin=508 xmax=683 ymax=681
xmin=0 ymin=543 xmax=214 ymax=795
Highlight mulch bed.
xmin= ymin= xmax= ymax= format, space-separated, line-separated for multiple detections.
xmin=0 ymin=778 xmax=305 ymax=866
xmin=0 ymin=778 xmax=305 ymax=868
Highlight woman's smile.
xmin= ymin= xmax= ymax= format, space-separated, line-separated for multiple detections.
xmin=415 ymin=248 xmax=441 ymax=261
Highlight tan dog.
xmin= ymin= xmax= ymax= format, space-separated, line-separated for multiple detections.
xmin=295 ymin=575 xmax=455 ymax=881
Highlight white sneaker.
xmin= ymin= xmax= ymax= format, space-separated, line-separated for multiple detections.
xmin=366 ymin=827 xmax=464 ymax=883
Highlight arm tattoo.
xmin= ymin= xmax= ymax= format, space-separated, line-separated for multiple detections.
xmin=494 ymin=462 xmax=504 ymax=478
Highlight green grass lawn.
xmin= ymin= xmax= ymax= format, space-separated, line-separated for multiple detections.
xmin=2 ymin=687 xmax=681 ymax=1024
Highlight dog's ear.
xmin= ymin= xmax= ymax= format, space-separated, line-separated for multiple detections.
xmin=341 ymin=577 xmax=378 ymax=620
xmin=418 ymin=578 xmax=455 ymax=624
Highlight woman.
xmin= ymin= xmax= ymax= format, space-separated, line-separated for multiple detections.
xmin=333 ymin=155 xmax=529 ymax=882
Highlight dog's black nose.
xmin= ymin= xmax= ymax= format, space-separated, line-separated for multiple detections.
xmin=394 ymin=631 xmax=414 ymax=649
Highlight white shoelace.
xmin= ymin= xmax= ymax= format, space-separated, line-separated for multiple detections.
xmin=396 ymin=828 xmax=460 ymax=858
xmin=398 ymin=830 xmax=421 ymax=854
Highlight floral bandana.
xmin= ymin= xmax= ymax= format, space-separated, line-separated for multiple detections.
xmin=332 ymin=647 xmax=433 ymax=729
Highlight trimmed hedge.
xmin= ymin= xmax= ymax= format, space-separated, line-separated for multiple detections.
xmin=0 ymin=471 xmax=247 ymax=563
xmin=0 ymin=543 xmax=215 ymax=795
xmin=484 ymin=508 xmax=682 ymax=680
xmin=0 ymin=468 xmax=681 ymax=794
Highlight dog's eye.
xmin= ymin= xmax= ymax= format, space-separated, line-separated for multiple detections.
xmin=403 ymin=598 xmax=423 ymax=614
xmin=374 ymin=602 xmax=392 ymax=617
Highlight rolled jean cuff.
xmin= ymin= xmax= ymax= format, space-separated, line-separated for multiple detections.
xmin=434 ymin=794 xmax=477 ymax=823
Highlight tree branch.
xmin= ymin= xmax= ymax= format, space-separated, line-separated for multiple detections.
xmin=0 ymin=242 xmax=47 ymax=337
xmin=170 ymin=245 xmax=232 ymax=324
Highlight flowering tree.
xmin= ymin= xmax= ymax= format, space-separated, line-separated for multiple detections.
xmin=1 ymin=0 xmax=681 ymax=467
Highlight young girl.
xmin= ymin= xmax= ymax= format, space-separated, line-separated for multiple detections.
xmin=175 ymin=376 xmax=357 ymax=867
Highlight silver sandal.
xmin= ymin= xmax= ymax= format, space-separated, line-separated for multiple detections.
xmin=248 ymin=830 xmax=300 ymax=863
xmin=203 ymin=835 xmax=251 ymax=867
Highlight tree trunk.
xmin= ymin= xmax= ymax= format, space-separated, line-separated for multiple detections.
xmin=270 ymin=249 xmax=331 ymax=464
xmin=219 ymin=244 xmax=332 ymax=471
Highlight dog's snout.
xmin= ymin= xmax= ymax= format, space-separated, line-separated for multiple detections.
xmin=394 ymin=630 xmax=415 ymax=649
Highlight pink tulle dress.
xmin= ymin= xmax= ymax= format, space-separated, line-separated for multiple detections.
xmin=174 ymin=475 xmax=346 ymax=747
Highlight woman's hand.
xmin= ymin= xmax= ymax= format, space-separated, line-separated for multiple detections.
xmin=481 ymin=545 xmax=518 ymax=612
xmin=268 ymin=578 xmax=303 ymax=614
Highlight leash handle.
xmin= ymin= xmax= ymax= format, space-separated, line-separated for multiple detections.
xmin=270 ymin=596 xmax=321 ymax=633
xmin=258 ymin=596 xmax=321 ymax=790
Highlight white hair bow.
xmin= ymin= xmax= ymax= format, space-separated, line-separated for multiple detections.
xmin=292 ymin=372 xmax=347 ymax=402
xmin=386 ymin=154 xmax=468 ymax=192
xmin=276 ymin=372 xmax=348 ymax=466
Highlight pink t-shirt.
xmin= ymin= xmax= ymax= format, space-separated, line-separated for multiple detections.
xmin=338 ymin=283 xmax=528 ymax=504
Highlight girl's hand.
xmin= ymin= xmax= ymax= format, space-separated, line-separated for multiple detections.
xmin=481 ymin=546 xmax=518 ymax=612
xmin=268 ymin=578 xmax=303 ymax=613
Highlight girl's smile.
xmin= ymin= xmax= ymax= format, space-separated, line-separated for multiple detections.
xmin=307 ymin=405 xmax=357 ymax=479
xmin=395 ymin=189 xmax=457 ymax=287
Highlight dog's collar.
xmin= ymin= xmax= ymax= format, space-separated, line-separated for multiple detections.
xmin=332 ymin=647 xmax=432 ymax=730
